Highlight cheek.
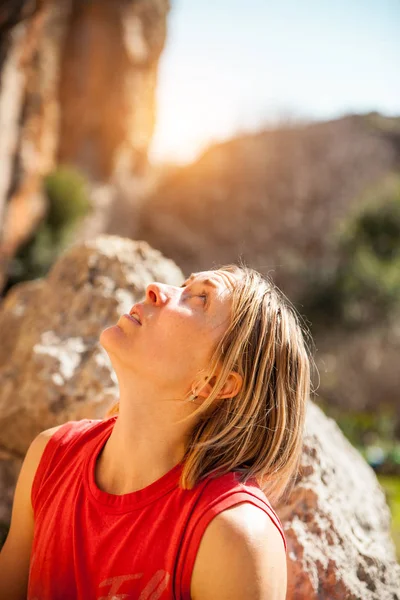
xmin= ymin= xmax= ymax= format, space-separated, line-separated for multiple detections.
xmin=150 ymin=319 xmax=211 ymax=360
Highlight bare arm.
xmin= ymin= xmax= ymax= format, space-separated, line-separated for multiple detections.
xmin=0 ymin=425 xmax=63 ymax=600
xmin=191 ymin=502 xmax=287 ymax=600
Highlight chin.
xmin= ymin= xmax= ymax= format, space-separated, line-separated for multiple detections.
xmin=99 ymin=324 xmax=122 ymax=351
xmin=99 ymin=324 xmax=138 ymax=369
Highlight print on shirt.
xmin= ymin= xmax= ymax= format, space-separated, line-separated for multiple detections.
xmin=97 ymin=569 xmax=170 ymax=600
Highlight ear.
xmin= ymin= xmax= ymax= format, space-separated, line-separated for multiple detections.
xmin=196 ymin=370 xmax=243 ymax=400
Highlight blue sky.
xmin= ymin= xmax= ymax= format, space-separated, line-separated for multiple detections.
xmin=150 ymin=0 xmax=400 ymax=163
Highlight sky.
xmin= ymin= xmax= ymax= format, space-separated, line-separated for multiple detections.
xmin=149 ymin=0 xmax=400 ymax=164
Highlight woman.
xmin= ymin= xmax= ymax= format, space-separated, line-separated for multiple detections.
xmin=0 ymin=263 xmax=312 ymax=599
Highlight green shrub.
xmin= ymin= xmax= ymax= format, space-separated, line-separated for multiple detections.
xmin=303 ymin=174 xmax=400 ymax=329
xmin=376 ymin=475 xmax=400 ymax=561
xmin=337 ymin=175 xmax=400 ymax=325
xmin=44 ymin=166 xmax=90 ymax=236
xmin=7 ymin=166 xmax=91 ymax=287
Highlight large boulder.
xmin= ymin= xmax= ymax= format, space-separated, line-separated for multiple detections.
xmin=0 ymin=235 xmax=183 ymax=523
xmin=281 ymin=400 xmax=400 ymax=599
xmin=0 ymin=235 xmax=399 ymax=598
xmin=0 ymin=236 xmax=184 ymax=454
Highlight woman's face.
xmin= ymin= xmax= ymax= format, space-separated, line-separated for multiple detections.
xmin=100 ymin=270 xmax=239 ymax=395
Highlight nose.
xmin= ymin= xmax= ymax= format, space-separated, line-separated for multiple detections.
xmin=145 ymin=282 xmax=169 ymax=305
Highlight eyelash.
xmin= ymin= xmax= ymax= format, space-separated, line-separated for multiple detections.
xmin=180 ymin=283 xmax=208 ymax=304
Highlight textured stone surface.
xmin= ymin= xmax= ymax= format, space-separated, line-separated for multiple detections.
xmin=0 ymin=0 xmax=72 ymax=291
xmin=0 ymin=451 xmax=22 ymax=525
xmin=58 ymin=0 xmax=169 ymax=181
xmin=279 ymin=401 xmax=400 ymax=599
xmin=0 ymin=235 xmax=183 ymax=459
xmin=0 ymin=0 xmax=169 ymax=291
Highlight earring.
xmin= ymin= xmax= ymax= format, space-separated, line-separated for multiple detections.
xmin=189 ymin=393 xmax=198 ymax=402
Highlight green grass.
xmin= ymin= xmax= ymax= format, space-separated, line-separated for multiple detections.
xmin=377 ymin=475 xmax=400 ymax=562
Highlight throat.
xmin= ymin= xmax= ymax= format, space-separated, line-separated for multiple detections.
xmin=94 ymin=452 xmax=178 ymax=496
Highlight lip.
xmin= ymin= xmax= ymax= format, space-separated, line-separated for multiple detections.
xmin=129 ymin=303 xmax=144 ymax=325
xmin=123 ymin=313 xmax=142 ymax=326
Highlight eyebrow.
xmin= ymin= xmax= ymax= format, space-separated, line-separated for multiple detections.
xmin=183 ymin=273 xmax=219 ymax=288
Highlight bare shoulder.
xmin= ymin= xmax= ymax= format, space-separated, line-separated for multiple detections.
xmin=27 ymin=424 xmax=65 ymax=465
xmin=41 ymin=424 xmax=65 ymax=438
xmin=0 ymin=423 xmax=66 ymax=599
xmin=35 ymin=423 xmax=65 ymax=446
xmin=1 ymin=423 xmax=66 ymax=544
xmin=191 ymin=502 xmax=287 ymax=600
xmin=11 ymin=424 xmax=66 ymax=508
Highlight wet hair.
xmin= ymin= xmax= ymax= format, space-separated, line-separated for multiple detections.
xmin=107 ymin=262 xmax=315 ymax=505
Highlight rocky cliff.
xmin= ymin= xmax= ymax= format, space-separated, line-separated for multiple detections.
xmin=0 ymin=0 xmax=169 ymax=292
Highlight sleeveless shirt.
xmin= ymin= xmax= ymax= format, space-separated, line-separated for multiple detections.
xmin=28 ymin=415 xmax=286 ymax=600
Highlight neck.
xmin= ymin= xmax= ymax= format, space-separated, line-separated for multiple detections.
xmin=96 ymin=369 xmax=196 ymax=495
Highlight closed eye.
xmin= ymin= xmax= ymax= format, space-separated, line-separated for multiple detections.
xmin=180 ymin=283 xmax=208 ymax=306
xmin=188 ymin=291 xmax=208 ymax=302
xmin=197 ymin=293 xmax=208 ymax=301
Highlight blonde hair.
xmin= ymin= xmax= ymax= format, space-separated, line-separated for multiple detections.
xmin=106 ymin=262 xmax=314 ymax=505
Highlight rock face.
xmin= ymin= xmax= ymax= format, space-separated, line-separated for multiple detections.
xmin=0 ymin=235 xmax=183 ymax=519
xmin=0 ymin=235 xmax=399 ymax=598
xmin=58 ymin=0 xmax=169 ymax=181
xmin=0 ymin=0 xmax=169 ymax=292
xmin=0 ymin=1 xmax=72 ymax=292
xmin=280 ymin=401 xmax=400 ymax=599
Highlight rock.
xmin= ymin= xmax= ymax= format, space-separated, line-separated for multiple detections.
xmin=0 ymin=236 xmax=399 ymax=598
xmin=0 ymin=235 xmax=184 ymax=458
xmin=58 ymin=0 xmax=169 ymax=181
xmin=0 ymin=450 xmax=22 ymax=527
xmin=279 ymin=401 xmax=400 ymax=599
xmin=0 ymin=0 xmax=170 ymax=292
xmin=0 ymin=0 xmax=72 ymax=292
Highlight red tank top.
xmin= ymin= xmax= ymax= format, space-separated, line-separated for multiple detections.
xmin=28 ymin=416 xmax=286 ymax=599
